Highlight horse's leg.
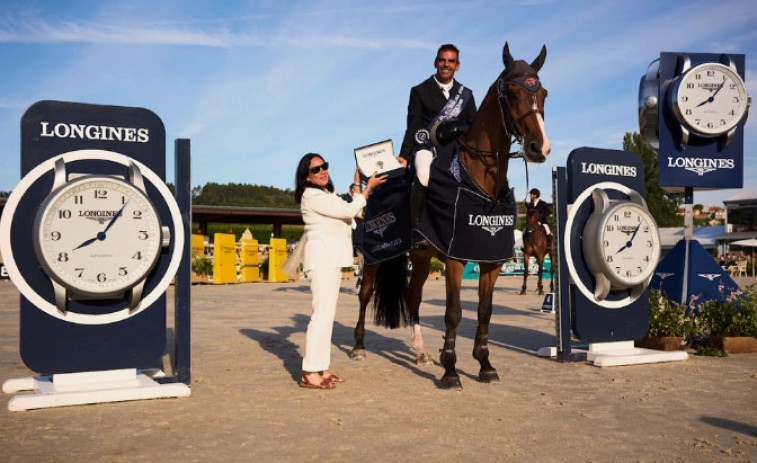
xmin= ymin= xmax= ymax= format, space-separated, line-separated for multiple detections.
xmin=519 ymin=250 xmax=529 ymax=295
xmin=440 ymin=258 xmax=464 ymax=390
xmin=474 ymin=263 xmax=501 ymax=383
xmin=351 ymin=263 xmax=377 ymax=360
xmin=408 ymin=250 xmax=432 ymax=366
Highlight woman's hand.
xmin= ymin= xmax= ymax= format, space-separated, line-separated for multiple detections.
xmin=363 ymin=172 xmax=388 ymax=198
xmin=397 ymin=156 xmax=408 ymax=168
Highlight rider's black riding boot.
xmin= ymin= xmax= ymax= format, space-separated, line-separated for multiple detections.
xmin=410 ymin=179 xmax=428 ymax=247
xmin=410 ymin=180 xmax=427 ymax=228
xmin=546 ymin=233 xmax=553 ymax=251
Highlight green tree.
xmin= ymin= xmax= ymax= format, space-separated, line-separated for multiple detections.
xmin=623 ymin=132 xmax=683 ymax=227
xmin=192 ymin=182 xmax=298 ymax=208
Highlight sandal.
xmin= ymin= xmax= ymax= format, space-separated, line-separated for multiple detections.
xmin=322 ymin=371 xmax=345 ymax=384
xmin=299 ymin=373 xmax=336 ymax=390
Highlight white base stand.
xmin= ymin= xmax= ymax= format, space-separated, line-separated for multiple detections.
xmin=2 ymin=368 xmax=191 ymax=411
xmin=537 ymin=341 xmax=688 ymax=367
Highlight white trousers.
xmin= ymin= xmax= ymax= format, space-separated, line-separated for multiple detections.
xmin=302 ymin=266 xmax=342 ymax=372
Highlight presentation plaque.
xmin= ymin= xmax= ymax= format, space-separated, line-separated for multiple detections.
xmin=354 ymin=139 xmax=404 ymax=179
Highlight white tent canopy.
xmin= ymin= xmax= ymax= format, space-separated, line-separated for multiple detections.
xmin=731 ymin=239 xmax=757 ymax=247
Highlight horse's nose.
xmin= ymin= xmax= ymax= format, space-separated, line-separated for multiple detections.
xmin=529 ymin=143 xmax=548 ymax=162
xmin=537 ymin=139 xmax=551 ymax=157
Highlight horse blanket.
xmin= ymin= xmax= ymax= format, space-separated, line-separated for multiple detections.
xmin=417 ymin=143 xmax=516 ymax=263
xmin=360 ymin=169 xmax=413 ymax=265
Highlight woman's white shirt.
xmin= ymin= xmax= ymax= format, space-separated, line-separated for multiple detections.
xmin=301 ymin=188 xmax=366 ymax=272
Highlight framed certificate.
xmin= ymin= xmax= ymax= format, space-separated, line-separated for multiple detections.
xmin=354 ymin=139 xmax=404 ymax=179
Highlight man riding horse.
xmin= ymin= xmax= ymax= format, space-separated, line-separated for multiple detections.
xmin=399 ymin=44 xmax=478 ymax=232
xmin=524 ymin=187 xmax=553 ymax=249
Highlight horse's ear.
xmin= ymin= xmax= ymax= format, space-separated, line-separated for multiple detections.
xmin=530 ymin=45 xmax=547 ymax=72
xmin=502 ymin=42 xmax=515 ymax=70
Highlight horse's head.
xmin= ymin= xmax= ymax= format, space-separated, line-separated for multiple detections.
xmin=499 ymin=42 xmax=551 ymax=163
xmin=525 ymin=206 xmax=540 ymax=226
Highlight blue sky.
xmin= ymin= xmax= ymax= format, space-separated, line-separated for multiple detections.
xmin=1 ymin=0 xmax=756 ymax=206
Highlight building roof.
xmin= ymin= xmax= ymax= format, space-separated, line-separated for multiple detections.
xmin=723 ymin=189 xmax=757 ymax=205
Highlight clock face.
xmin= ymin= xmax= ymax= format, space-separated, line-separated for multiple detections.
xmin=33 ymin=175 xmax=162 ymax=297
xmin=672 ymin=62 xmax=749 ymax=137
xmin=596 ymin=203 xmax=661 ymax=287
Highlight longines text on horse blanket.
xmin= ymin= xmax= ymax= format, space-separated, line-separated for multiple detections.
xmin=361 ymin=170 xmax=413 ymax=265
xmin=417 ymin=143 xmax=516 ymax=263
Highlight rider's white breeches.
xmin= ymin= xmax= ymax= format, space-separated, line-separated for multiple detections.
xmin=414 ymin=149 xmax=433 ymax=187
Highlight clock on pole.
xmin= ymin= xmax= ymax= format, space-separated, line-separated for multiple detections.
xmin=639 ymin=52 xmax=750 ymax=191
xmin=638 ymin=52 xmax=748 ymax=308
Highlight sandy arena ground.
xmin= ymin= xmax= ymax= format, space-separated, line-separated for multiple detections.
xmin=0 ymin=275 xmax=755 ymax=463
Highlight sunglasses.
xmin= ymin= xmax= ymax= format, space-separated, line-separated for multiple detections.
xmin=309 ymin=162 xmax=329 ymax=174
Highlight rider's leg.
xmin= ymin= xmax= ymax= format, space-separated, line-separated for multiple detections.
xmin=543 ymin=223 xmax=553 ymax=249
xmin=414 ymin=149 xmax=433 ymax=187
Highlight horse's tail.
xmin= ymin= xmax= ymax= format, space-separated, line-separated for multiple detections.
xmin=373 ymin=253 xmax=410 ymax=329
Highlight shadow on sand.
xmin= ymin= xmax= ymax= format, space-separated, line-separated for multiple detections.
xmin=239 ymin=289 xmax=555 ymax=388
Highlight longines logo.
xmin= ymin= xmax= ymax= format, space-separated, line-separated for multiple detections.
xmin=697 ymin=273 xmax=721 ymax=281
xmin=666 ymin=157 xmax=735 ymax=176
xmin=40 ymin=121 xmax=150 ymax=143
xmin=79 ymin=210 xmax=120 ymax=224
xmin=366 ymin=212 xmax=396 ymax=238
xmin=655 ymin=272 xmax=674 ymax=280
xmin=468 ymin=214 xmax=514 ymax=236
xmin=580 ymin=162 xmax=637 ymax=177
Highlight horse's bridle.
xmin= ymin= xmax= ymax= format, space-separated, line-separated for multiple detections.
xmin=458 ymin=69 xmax=544 ymax=201
xmin=459 ymin=70 xmax=543 ymax=159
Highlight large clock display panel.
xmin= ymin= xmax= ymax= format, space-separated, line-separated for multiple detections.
xmin=34 ymin=176 xmax=162 ymax=298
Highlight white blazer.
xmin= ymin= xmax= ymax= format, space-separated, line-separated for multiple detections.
xmin=301 ymin=188 xmax=366 ymax=272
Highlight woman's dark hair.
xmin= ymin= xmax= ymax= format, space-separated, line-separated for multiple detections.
xmin=294 ymin=153 xmax=334 ymax=203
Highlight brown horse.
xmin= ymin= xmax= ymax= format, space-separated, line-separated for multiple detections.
xmin=352 ymin=42 xmax=550 ymax=389
xmin=519 ymin=207 xmax=554 ymax=296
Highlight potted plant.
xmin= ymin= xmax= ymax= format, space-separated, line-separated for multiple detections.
xmin=698 ymin=286 xmax=757 ymax=353
xmin=341 ymin=266 xmax=354 ymax=279
xmin=191 ymin=255 xmax=212 ymax=284
xmin=635 ymin=289 xmax=699 ymax=351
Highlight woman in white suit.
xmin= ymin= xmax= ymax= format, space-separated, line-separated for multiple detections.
xmin=293 ymin=153 xmax=391 ymax=389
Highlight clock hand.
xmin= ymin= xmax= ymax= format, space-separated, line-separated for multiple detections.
xmin=73 ymin=235 xmax=99 ymax=251
xmin=102 ymin=202 xmax=128 ymax=234
xmin=711 ymin=80 xmax=725 ymax=99
xmin=694 ymin=81 xmax=726 ymax=107
xmin=74 ymin=202 xmax=128 ymax=250
xmin=616 ymin=223 xmax=642 ymax=254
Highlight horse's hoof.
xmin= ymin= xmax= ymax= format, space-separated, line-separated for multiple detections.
xmin=416 ymin=352 xmax=433 ymax=366
xmin=518 ymin=289 xmax=526 ymax=295
xmin=537 ymin=290 xmax=544 ymax=296
xmin=479 ymin=370 xmax=500 ymax=383
xmin=350 ymin=349 xmax=366 ymax=360
xmin=440 ymin=375 xmax=463 ymax=390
